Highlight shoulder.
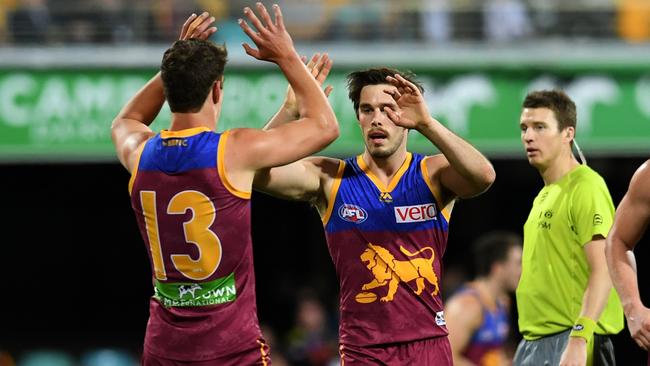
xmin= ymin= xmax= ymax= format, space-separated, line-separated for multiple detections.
xmin=567 ymin=165 xmax=610 ymax=194
xmin=627 ymin=159 xmax=650 ymax=199
xmin=572 ymin=165 xmax=606 ymax=185
xmin=630 ymin=159 xmax=650 ymax=186
xmin=305 ymin=156 xmax=344 ymax=173
xmin=420 ymin=154 xmax=449 ymax=185
xmin=126 ymin=135 xmax=155 ymax=173
xmin=293 ymin=156 xmax=343 ymax=182
xmin=422 ymin=153 xmax=449 ymax=171
xmin=223 ymin=127 xmax=252 ymax=143
xmin=446 ymin=289 xmax=483 ymax=324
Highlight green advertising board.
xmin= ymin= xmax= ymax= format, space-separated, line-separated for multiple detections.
xmin=1 ymin=67 xmax=650 ymax=161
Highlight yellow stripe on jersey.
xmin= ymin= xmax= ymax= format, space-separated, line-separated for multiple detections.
xmin=159 ymin=126 xmax=211 ymax=138
xmin=420 ymin=157 xmax=453 ymax=222
xmin=217 ymin=130 xmax=252 ymax=199
xmin=128 ymin=141 xmax=147 ymax=195
xmin=356 ymin=152 xmax=412 ymax=193
xmin=321 ymin=159 xmax=346 ymax=226
xmin=140 ymin=190 xmax=167 ymax=280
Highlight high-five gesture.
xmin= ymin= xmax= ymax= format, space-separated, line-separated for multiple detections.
xmin=179 ymin=12 xmax=217 ymax=40
xmin=384 ymin=74 xmax=431 ymax=130
xmin=239 ymin=3 xmax=295 ymax=63
xmin=227 ymin=2 xmax=338 ymax=171
xmin=282 ymin=53 xmax=334 ymax=118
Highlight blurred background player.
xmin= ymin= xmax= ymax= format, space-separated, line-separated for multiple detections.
xmin=606 ymin=160 xmax=650 ymax=365
xmin=445 ymin=231 xmax=523 ymax=366
xmin=514 ymin=90 xmax=623 ymax=366
xmin=285 ymin=289 xmax=339 ymax=366
xmin=110 ymin=3 xmax=338 ymax=364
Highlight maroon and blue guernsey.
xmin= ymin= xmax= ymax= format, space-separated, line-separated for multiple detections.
xmin=129 ymin=127 xmax=267 ymax=362
xmin=458 ymin=287 xmax=510 ymax=366
xmin=323 ymin=152 xmax=454 ymax=349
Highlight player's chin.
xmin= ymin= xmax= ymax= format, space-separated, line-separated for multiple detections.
xmin=368 ymin=146 xmax=393 ymax=158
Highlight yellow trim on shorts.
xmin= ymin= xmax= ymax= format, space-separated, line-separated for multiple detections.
xmin=321 ymin=159 xmax=346 ymax=225
xmin=356 ymin=152 xmax=412 ymax=193
xmin=128 ymin=142 xmax=147 ymax=196
xmin=257 ymin=339 xmax=268 ymax=366
xmin=420 ymin=157 xmax=453 ymax=222
xmin=217 ymin=130 xmax=252 ymax=199
xmin=159 ymin=126 xmax=211 ymax=138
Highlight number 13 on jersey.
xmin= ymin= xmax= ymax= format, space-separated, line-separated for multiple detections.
xmin=140 ymin=190 xmax=222 ymax=281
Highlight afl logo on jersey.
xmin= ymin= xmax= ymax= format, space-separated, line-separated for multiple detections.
xmin=338 ymin=204 xmax=368 ymax=224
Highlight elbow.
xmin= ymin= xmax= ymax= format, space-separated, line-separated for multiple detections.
xmin=484 ymin=162 xmax=496 ymax=186
xmin=327 ymin=119 xmax=340 ymax=142
xmin=475 ymin=162 xmax=496 ymax=194
xmin=110 ymin=117 xmax=123 ymax=140
xmin=319 ymin=115 xmax=340 ymax=145
xmin=111 ymin=117 xmax=120 ymax=131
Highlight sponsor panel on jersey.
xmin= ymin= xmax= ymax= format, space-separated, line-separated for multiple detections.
xmin=153 ymin=272 xmax=237 ymax=307
xmin=394 ymin=203 xmax=438 ymax=223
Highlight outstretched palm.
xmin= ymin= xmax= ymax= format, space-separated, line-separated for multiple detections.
xmin=179 ymin=12 xmax=217 ymax=41
xmin=284 ymin=53 xmax=333 ymax=117
xmin=238 ymin=3 xmax=294 ymax=64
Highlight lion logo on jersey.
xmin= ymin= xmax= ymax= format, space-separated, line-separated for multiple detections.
xmin=359 ymin=243 xmax=439 ymax=302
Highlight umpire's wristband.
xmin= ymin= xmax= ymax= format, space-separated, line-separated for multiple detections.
xmin=570 ymin=316 xmax=597 ymax=342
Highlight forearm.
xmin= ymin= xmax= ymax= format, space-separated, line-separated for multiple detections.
xmin=275 ymin=55 xmax=334 ymax=127
xmin=263 ymin=102 xmax=297 ymax=130
xmin=579 ymin=264 xmax=614 ymax=323
xmin=113 ymin=72 xmax=165 ymax=127
xmin=606 ymin=238 xmax=642 ymax=314
xmin=418 ymin=117 xmax=494 ymax=192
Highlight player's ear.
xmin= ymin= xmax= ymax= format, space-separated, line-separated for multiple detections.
xmin=212 ymin=80 xmax=222 ymax=105
xmin=564 ymin=126 xmax=575 ymax=142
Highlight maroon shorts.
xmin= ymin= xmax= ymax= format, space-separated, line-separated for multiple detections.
xmin=142 ymin=340 xmax=271 ymax=366
xmin=339 ymin=336 xmax=452 ymax=365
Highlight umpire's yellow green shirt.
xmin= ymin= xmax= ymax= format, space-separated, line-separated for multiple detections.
xmin=516 ymin=165 xmax=623 ymax=340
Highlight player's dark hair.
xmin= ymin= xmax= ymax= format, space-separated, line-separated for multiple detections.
xmin=346 ymin=67 xmax=424 ymax=117
xmin=473 ymin=231 xmax=522 ymax=277
xmin=523 ymin=90 xmax=577 ymax=132
xmin=161 ymin=39 xmax=228 ymax=113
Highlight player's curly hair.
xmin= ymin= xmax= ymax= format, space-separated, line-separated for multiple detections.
xmin=161 ymin=39 xmax=228 ymax=113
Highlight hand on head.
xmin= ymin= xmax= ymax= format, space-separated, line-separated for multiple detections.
xmin=179 ymin=12 xmax=217 ymax=41
xmin=238 ymin=3 xmax=296 ymax=63
xmin=383 ymin=74 xmax=430 ymax=130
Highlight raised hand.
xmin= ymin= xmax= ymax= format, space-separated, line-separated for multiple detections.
xmin=383 ymin=74 xmax=431 ymax=130
xmin=238 ymin=3 xmax=295 ymax=63
xmin=179 ymin=12 xmax=217 ymax=41
xmin=284 ymin=53 xmax=334 ymax=118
